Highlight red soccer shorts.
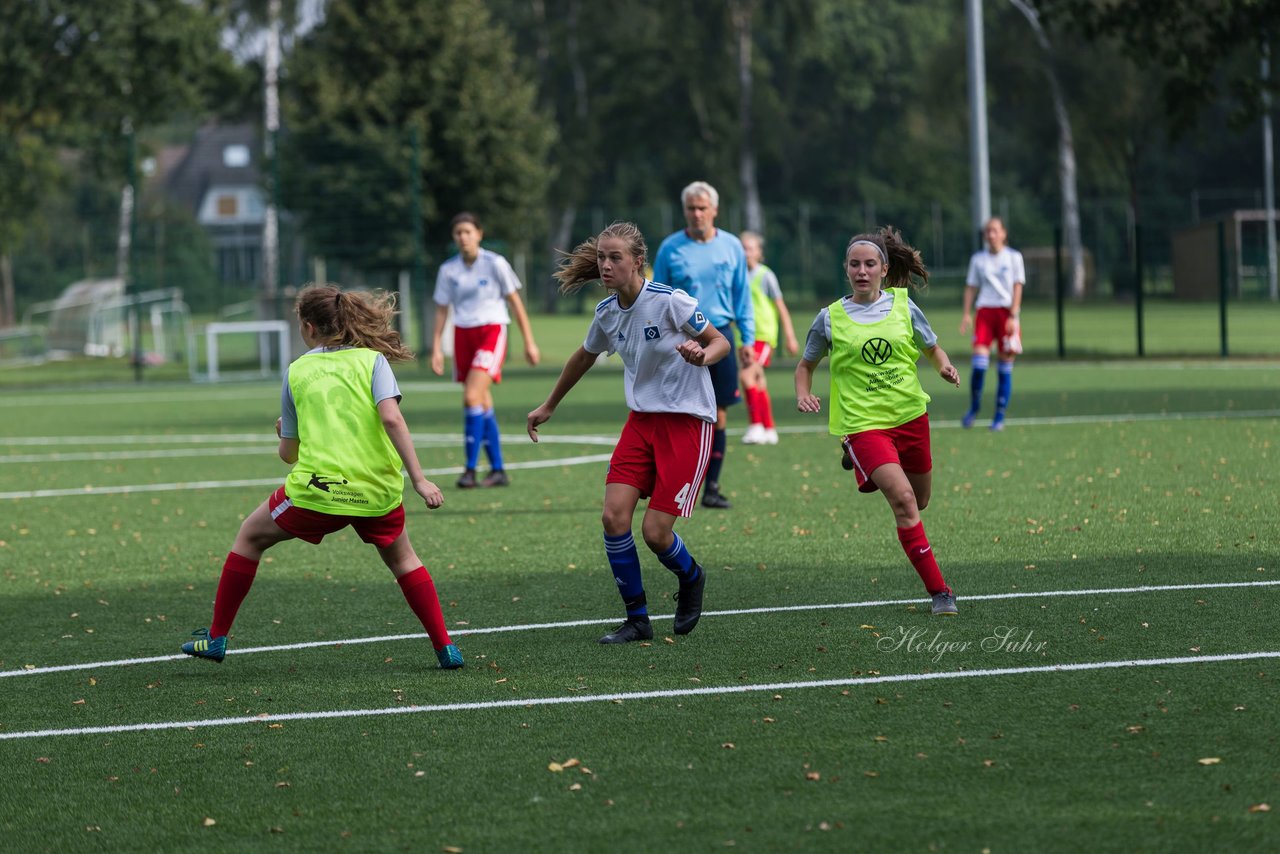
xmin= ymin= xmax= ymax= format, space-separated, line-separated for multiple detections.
xmin=751 ymin=340 xmax=773 ymax=368
xmin=453 ymin=323 xmax=508 ymax=383
xmin=268 ymin=486 xmax=405 ymax=547
xmin=606 ymin=411 xmax=714 ymax=518
xmin=842 ymin=413 xmax=932 ymax=494
xmin=973 ymin=307 xmax=1018 ymax=355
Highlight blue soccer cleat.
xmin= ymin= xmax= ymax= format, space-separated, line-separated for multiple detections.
xmin=436 ymin=643 xmax=465 ymax=669
xmin=181 ymin=628 xmax=227 ymax=663
xmin=989 ymin=414 xmax=1006 ymax=432
xmin=961 ymin=409 xmax=978 ymax=429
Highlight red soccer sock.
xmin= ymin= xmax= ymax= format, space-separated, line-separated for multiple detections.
xmin=758 ymin=388 xmax=776 ymax=429
xmin=743 ymin=385 xmax=760 ymax=425
xmin=397 ymin=567 xmax=453 ymax=651
xmin=210 ymin=552 xmax=259 ymax=638
xmin=897 ymin=521 xmax=948 ymax=595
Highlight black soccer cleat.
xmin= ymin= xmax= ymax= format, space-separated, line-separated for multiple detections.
xmin=598 ymin=617 xmax=654 ymax=644
xmin=456 ymin=469 xmax=478 ymax=489
xmin=701 ymin=485 xmax=732 ymax=509
xmin=840 ymin=438 xmax=854 ymax=471
xmin=673 ymin=567 xmax=706 ymax=635
xmin=481 ymin=469 xmax=510 ymax=488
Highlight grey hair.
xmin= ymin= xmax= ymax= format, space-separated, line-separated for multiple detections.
xmin=681 ymin=181 xmax=719 ymax=208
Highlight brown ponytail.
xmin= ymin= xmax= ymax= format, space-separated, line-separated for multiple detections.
xmin=846 ymin=226 xmax=929 ymax=290
xmin=295 ymin=283 xmax=414 ymax=361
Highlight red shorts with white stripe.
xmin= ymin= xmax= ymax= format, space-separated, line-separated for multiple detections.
xmin=751 ymin=340 xmax=773 ymax=368
xmin=268 ymin=486 xmax=405 ymax=547
xmin=453 ymin=323 xmax=508 ymax=383
xmin=606 ymin=411 xmax=713 ymax=518
xmin=842 ymin=413 xmax=932 ymax=494
xmin=973 ymin=307 xmax=1019 ymax=355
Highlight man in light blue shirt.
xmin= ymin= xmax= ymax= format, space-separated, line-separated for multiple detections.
xmin=652 ymin=181 xmax=754 ymax=509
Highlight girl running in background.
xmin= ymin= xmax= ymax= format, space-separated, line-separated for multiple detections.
xmin=527 ymin=222 xmax=730 ymax=643
xmin=738 ymin=230 xmax=799 ymax=445
xmin=182 ymin=284 xmax=463 ymax=669
xmin=794 ymin=227 xmax=961 ymax=616
xmin=431 ymin=212 xmax=541 ymax=488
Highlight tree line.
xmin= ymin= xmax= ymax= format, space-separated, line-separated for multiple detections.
xmin=2 ymin=0 xmax=1276 ymax=323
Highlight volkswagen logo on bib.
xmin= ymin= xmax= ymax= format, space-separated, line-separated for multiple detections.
xmin=861 ymin=337 xmax=892 ymax=365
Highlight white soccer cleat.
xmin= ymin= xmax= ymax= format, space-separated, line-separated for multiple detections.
xmin=761 ymin=428 xmax=779 ymax=445
xmin=742 ymin=423 xmax=766 ymax=444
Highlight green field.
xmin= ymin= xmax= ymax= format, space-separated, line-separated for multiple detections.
xmin=2 ymin=336 xmax=1278 ymax=850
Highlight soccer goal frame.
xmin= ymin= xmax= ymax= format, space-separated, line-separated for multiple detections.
xmin=200 ymin=320 xmax=292 ymax=383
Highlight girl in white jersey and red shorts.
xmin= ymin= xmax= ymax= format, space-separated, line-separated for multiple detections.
xmin=527 ymin=222 xmax=730 ymax=644
xmin=431 ymin=212 xmax=541 ymax=488
xmin=960 ymin=217 xmax=1025 ymax=431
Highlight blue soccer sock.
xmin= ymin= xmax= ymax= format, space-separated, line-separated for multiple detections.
xmin=656 ymin=532 xmax=700 ymax=584
xmin=705 ymin=428 xmax=727 ymax=489
xmin=482 ymin=408 xmax=504 ymax=471
xmin=604 ymin=532 xmax=647 ymax=617
xmin=994 ymin=361 xmax=1013 ymax=420
xmin=969 ymin=354 xmax=989 ymax=414
xmin=463 ymin=406 xmax=486 ymax=470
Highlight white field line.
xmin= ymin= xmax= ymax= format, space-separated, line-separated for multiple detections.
xmin=5 ymin=579 xmax=1276 ymax=680
xmin=0 ymin=452 xmax=614 ymax=500
xmin=3 ymin=649 xmax=1277 ymax=741
xmin=0 ymin=432 xmax=617 ymax=448
xmin=2 ymin=384 xmax=459 ymax=408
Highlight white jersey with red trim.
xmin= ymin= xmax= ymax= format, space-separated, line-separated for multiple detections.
xmin=583 ymin=281 xmax=716 ymax=423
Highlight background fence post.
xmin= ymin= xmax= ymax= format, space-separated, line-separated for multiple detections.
xmin=1054 ymin=226 xmax=1065 ymax=359
xmin=410 ymin=125 xmax=427 ymax=363
xmin=1218 ymin=220 xmax=1229 ymax=357
xmin=1134 ymin=224 xmax=1144 ymax=357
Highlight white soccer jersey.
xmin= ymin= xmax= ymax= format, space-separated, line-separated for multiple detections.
xmin=583 ymin=281 xmax=716 ymax=423
xmin=966 ymin=246 xmax=1026 ymax=309
xmin=433 ymin=248 xmax=522 ymax=328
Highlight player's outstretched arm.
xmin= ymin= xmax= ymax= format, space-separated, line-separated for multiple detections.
xmin=505 ymin=291 xmax=541 ymax=366
xmin=527 ymin=346 xmax=598 ymax=442
xmin=378 ymin=398 xmax=443 ymax=509
xmin=795 ymin=358 xmax=822 ymax=412
xmin=922 ymin=345 xmax=960 ymax=387
xmin=429 ymin=304 xmax=450 ymax=376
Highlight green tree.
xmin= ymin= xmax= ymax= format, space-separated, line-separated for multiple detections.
xmin=280 ymin=0 xmax=555 ymax=274
xmin=0 ymin=0 xmax=239 ymax=324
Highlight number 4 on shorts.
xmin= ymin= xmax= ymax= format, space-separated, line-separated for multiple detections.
xmin=674 ymin=482 xmax=692 ymax=510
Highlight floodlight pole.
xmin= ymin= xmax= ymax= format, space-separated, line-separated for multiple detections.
xmin=966 ymin=0 xmax=992 ymax=245
xmin=1263 ymin=41 xmax=1278 ymax=301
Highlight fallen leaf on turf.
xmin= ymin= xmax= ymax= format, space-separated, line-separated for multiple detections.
xmin=269 ymin=827 xmax=284 ymax=834
xmin=859 ymin=625 xmax=875 ymax=630
xmin=722 ymin=743 xmax=735 ymax=749
xmin=863 ymin=771 xmax=878 ymax=778
xmin=414 ymin=771 xmax=425 ymax=778
xmin=873 ymin=735 xmax=888 ymax=742
xmin=275 ymin=781 xmax=290 ymax=788
xmin=85 ymin=826 xmax=101 ymax=832
xmin=1126 ymin=726 xmax=1145 ymax=734
xmin=762 ymin=717 xmax=775 ymax=724
xmin=36 ymin=758 xmax=50 ymax=764
xmin=202 ymin=817 xmax=216 ymax=827
xmin=267 ymin=724 xmax=283 ymax=729
xmin=1249 ymin=804 xmax=1270 ymax=813
xmin=1198 ymin=757 xmax=1222 ymax=765
xmin=569 ymin=783 xmax=582 ymax=791
xmin=443 ymin=847 xmax=464 ymax=853
xmin=805 ymin=772 xmax=820 ymax=781
xmin=548 ymin=762 xmax=564 ymax=773
xmin=983 ymin=760 xmax=996 ymax=767
xmin=561 ymin=758 xmax=581 ymax=769
xmin=72 ymin=699 xmax=85 ymax=705
xmin=663 ymin=637 xmax=675 ymax=645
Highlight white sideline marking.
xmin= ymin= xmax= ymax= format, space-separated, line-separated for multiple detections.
xmin=0 ymin=453 xmax=614 ymax=500
xmin=1 ymin=384 xmax=459 ymax=407
xmin=0 ymin=432 xmax=618 ymax=448
xmin=747 ymin=407 xmax=1280 ymax=437
xmin=3 ymin=650 xmax=1277 ymax=741
xmin=5 ymin=579 xmax=1276 ymax=679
